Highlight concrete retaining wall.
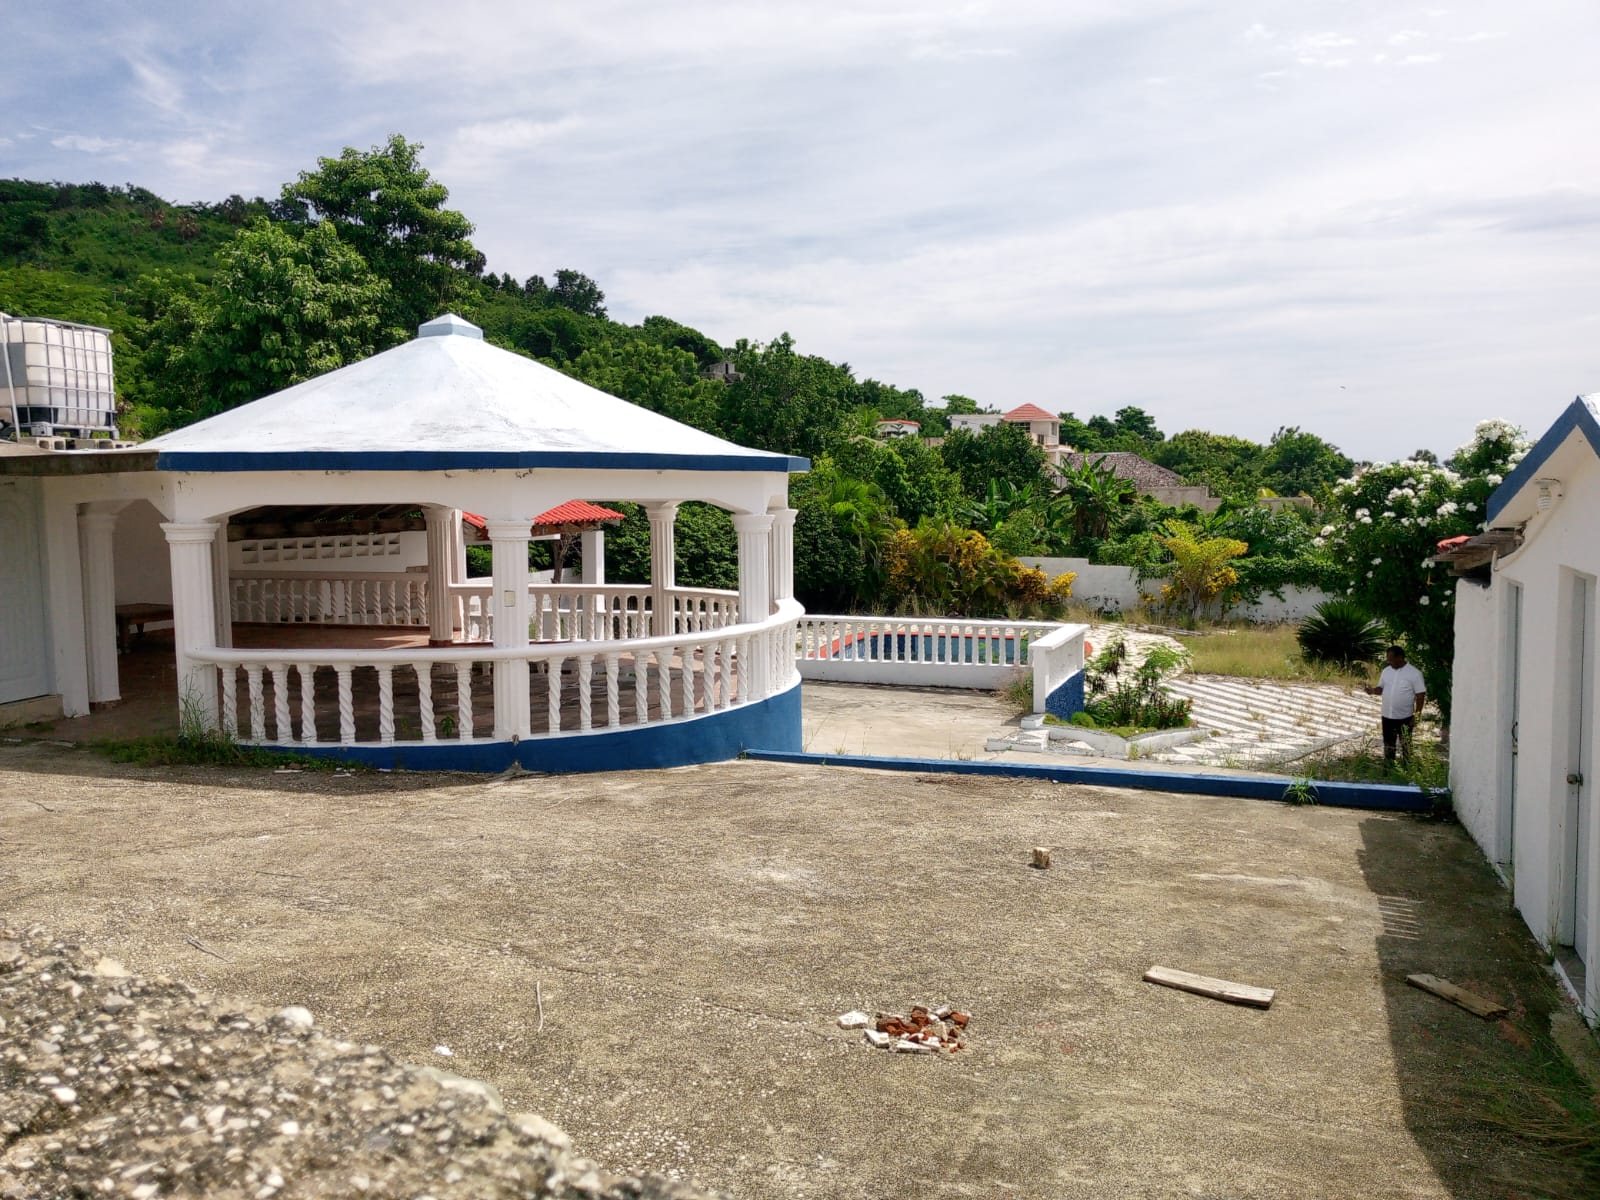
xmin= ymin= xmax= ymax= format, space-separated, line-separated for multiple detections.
xmin=1021 ymin=557 xmax=1330 ymax=623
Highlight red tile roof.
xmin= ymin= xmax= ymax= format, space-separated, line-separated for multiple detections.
xmin=1003 ymin=403 xmax=1058 ymax=423
xmin=462 ymin=502 xmax=626 ymax=534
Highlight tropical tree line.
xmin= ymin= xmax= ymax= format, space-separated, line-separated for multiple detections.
xmin=1 ymin=137 xmax=1415 ymax=623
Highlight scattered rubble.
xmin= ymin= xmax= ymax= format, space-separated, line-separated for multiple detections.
xmin=843 ymin=1004 xmax=971 ymax=1055
xmin=0 ymin=923 xmax=722 ymax=1199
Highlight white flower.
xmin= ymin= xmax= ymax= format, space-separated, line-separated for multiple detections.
xmin=1436 ymin=501 xmax=1459 ymax=517
xmin=1320 ymin=524 xmax=1335 ymax=537
xmin=1419 ymin=596 xmax=1430 ymax=606
xmin=1383 ymin=511 xmax=1396 ymax=519
xmin=1359 ymin=515 xmax=1373 ymax=525
xmin=1354 ymin=507 xmax=1371 ymax=519
xmin=1312 ymin=536 xmax=1325 ymax=547
xmin=1401 ymin=517 xmax=1414 ymax=526
xmin=1417 ymin=517 xmax=1430 ymax=527
xmin=1367 ymin=571 xmax=1374 ymax=578
xmin=1372 ymin=557 xmax=1382 ymax=565
xmin=1486 ymin=473 xmax=1503 ymax=486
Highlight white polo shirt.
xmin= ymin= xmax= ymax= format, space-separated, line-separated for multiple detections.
xmin=1379 ymin=662 xmax=1427 ymax=719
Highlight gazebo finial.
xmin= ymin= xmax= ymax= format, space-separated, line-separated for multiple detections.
xmin=417 ymin=312 xmax=484 ymax=340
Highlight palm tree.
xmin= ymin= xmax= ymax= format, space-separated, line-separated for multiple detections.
xmin=1054 ymin=457 xmax=1137 ymax=542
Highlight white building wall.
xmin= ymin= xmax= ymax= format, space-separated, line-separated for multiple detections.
xmin=114 ymin=499 xmax=175 ymax=605
xmin=1457 ymin=438 xmax=1600 ymax=1020
xmin=1448 ymin=579 xmax=1505 ymax=867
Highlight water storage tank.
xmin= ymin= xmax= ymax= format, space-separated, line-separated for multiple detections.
xmin=1 ymin=313 xmax=118 ymax=439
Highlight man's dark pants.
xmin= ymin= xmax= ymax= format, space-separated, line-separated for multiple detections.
xmin=1382 ymin=716 xmax=1415 ymax=765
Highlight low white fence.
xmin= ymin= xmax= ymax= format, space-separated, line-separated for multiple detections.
xmin=447 ymin=584 xmax=739 ymax=643
xmin=796 ymin=615 xmax=1086 ymax=709
xmin=1028 ymin=624 xmax=1087 ymax=714
xmin=192 ymin=601 xmax=800 ymax=747
xmin=231 ymin=571 xmax=428 ymax=626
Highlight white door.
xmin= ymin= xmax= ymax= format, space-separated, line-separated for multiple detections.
xmin=1560 ymin=573 xmax=1594 ymax=961
xmin=1502 ymin=582 xmax=1522 ymax=870
xmin=0 ymin=481 xmax=52 ymax=703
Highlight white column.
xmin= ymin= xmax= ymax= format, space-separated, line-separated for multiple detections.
xmin=647 ymin=502 xmax=678 ymax=636
xmin=767 ymin=505 xmax=797 ymax=604
xmin=733 ymin=512 xmax=774 ymax=622
xmin=580 ymin=529 xmax=606 ymax=587
xmin=78 ymin=508 xmax=121 ymax=707
xmin=486 ymin=518 xmax=532 ymax=740
xmin=40 ymin=487 xmax=89 ymax=717
xmin=734 ymin=512 xmax=774 ymax=698
xmin=212 ymin=523 xmax=233 ymax=649
xmin=424 ymin=507 xmax=454 ymax=644
xmin=452 ymin=511 xmax=468 ymax=585
xmin=163 ymin=521 xmax=221 ymax=730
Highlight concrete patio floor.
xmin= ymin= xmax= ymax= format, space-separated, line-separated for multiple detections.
xmin=0 ymin=742 xmax=1589 ymax=1199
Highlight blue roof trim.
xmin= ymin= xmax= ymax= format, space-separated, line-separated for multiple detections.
xmin=155 ymin=450 xmax=811 ymax=474
xmin=1486 ymin=397 xmax=1600 ymax=523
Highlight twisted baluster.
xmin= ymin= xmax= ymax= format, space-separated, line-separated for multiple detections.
xmin=377 ymin=665 xmax=395 ymax=744
xmin=547 ymin=656 xmax=563 ymax=733
xmin=417 ymin=663 xmax=435 ymax=742
xmin=455 ymin=662 xmax=473 ymax=739
xmin=577 ymin=654 xmax=593 ymax=731
xmin=219 ymin=666 xmax=238 ymax=738
xmin=657 ymin=649 xmax=673 ymax=719
xmin=298 ymin=663 xmax=317 ymax=744
xmin=245 ymin=666 xmax=266 ymax=742
xmin=634 ymin=652 xmax=650 ymax=725
xmin=336 ymin=666 xmax=355 ymax=744
xmin=682 ymin=644 xmax=697 ymax=713
xmin=605 ymin=653 xmax=621 ymax=727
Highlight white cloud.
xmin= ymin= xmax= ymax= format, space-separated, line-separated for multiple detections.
xmin=1398 ymin=53 xmax=1443 ymax=65
xmin=5 ymin=0 xmax=1598 ymax=460
xmin=50 ymin=134 xmax=132 ymax=155
xmin=1388 ymin=29 xmax=1426 ymax=45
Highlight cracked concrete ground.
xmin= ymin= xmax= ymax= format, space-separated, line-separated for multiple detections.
xmin=0 ymin=742 xmax=1588 ymax=1200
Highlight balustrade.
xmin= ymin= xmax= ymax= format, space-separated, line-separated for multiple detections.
xmin=193 ymin=600 xmax=800 ymax=750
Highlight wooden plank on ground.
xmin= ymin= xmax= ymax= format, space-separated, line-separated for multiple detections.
xmin=1405 ymin=973 xmax=1508 ymax=1019
xmin=1143 ymin=965 xmax=1275 ymax=1009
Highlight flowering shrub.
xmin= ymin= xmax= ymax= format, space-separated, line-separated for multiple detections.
xmin=1319 ymin=419 xmax=1530 ymax=715
xmin=882 ymin=519 xmax=1077 ymax=618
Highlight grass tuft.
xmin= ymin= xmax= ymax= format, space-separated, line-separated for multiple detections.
xmin=1178 ymin=623 xmax=1374 ymax=684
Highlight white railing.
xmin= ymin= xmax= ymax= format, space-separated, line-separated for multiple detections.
xmin=448 ymin=583 xmax=737 ymax=644
xmin=231 ymin=571 xmax=428 ymax=626
xmin=1028 ymin=623 xmax=1088 ymax=715
xmin=191 ymin=601 xmax=800 ymax=749
xmin=671 ymin=587 xmax=739 ymax=633
xmin=795 ymin=614 xmax=1081 ymax=693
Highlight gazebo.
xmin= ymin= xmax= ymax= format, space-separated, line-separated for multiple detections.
xmin=132 ymin=313 xmax=806 ymax=770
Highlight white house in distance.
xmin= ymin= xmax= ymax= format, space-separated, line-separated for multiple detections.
xmin=1446 ymin=395 xmax=1600 ymax=1021
xmin=0 ymin=313 xmax=808 ymax=772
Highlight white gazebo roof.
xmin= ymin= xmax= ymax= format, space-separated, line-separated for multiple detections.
xmin=145 ymin=314 xmax=807 ymax=474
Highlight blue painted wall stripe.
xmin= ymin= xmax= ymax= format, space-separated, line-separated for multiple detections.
xmin=742 ymin=749 xmax=1435 ymax=812
xmin=155 ymin=449 xmax=811 ymax=474
xmin=254 ymin=683 xmax=803 ymax=773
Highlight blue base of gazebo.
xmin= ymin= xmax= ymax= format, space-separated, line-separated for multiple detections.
xmin=255 ymin=682 xmax=804 ymax=773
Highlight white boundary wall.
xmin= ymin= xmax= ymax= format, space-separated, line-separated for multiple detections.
xmin=1020 ymin=557 xmax=1329 ymax=623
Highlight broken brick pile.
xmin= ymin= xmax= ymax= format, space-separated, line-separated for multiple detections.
xmin=838 ymin=1005 xmax=970 ymax=1055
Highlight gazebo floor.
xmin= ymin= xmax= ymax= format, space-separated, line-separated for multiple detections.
xmin=37 ymin=625 xmax=733 ymax=746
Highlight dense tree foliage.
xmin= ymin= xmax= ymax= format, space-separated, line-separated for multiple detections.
xmin=282 ymin=134 xmax=481 ymax=335
xmin=0 ymin=143 xmax=1471 ymax=629
xmin=134 ymin=220 xmax=388 ymax=430
xmin=1318 ymin=419 xmax=1528 ymax=715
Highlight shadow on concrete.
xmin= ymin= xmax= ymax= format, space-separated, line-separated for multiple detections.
xmin=1357 ymin=813 xmax=1594 ymax=1199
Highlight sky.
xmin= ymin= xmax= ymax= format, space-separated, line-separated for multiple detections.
xmin=4 ymin=0 xmax=1598 ymax=462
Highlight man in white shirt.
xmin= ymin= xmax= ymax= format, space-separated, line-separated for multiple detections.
xmin=1366 ymin=645 xmax=1427 ymax=766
